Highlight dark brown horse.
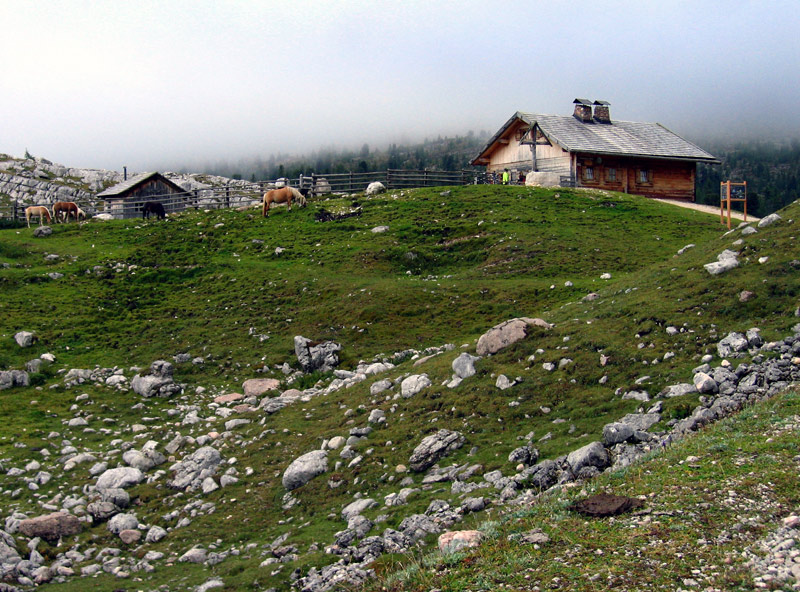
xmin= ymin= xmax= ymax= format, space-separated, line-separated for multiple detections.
xmin=262 ymin=187 xmax=308 ymax=216
xmin=142 ymin=201 xmax=166 ymax=219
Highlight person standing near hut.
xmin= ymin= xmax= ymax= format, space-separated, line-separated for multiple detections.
xmin=502 ymin=169 xmax=510 ymax=185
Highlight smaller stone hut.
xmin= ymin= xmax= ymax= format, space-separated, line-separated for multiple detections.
xmin=97 ymin=172 xmax=190 ymax=219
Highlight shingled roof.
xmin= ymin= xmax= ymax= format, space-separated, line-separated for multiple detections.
xmin=473 ymin=110 xmax=719 ymax=164
xmin=97 ymin=172 xmax=188 ymax=197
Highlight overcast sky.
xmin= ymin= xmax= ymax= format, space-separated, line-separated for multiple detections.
xmin=2 ymin=0 xmax=798 ymax=172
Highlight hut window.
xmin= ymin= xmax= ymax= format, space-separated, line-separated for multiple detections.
xmin=607 ymin=168 xmax=617 ymax=182
xmin=638 ymin=169 xmax=652 ymax=184
xmin=584 ymin=166 xmax=594 ymax=180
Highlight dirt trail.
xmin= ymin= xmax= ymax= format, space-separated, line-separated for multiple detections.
xmin=654 ymin=198 xmax=759 ymax=223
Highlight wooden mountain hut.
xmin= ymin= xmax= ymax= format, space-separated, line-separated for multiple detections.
xmin=97 ymin=172 xmax=190 ymax=219
xmin=471 ymin=99 xmax=719 ymax=200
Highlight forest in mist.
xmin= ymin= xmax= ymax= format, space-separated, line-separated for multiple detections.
xmin=200 ymin=133 xmax=800 ymax=218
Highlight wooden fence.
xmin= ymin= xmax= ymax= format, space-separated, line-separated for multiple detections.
xmin=0 ymin=169 xmax=485 ymax=223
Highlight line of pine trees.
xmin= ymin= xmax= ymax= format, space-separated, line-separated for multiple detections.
xmin=207 ymin=132 xmax=491 ymax=182
xmin=696 ymin=139 xmax=800 ymax=217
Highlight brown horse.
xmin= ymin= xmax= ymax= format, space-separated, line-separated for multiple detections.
xmin=262 ymin=186 xmax=309 ymax=217
xmin=52 ymin=201 xmax=80 ymax=223
xmin=25 ymin=206 xmax=52 ymax=227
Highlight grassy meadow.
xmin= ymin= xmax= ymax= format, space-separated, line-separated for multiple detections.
xmin=0 ymin=185 xmax=797 ymax=591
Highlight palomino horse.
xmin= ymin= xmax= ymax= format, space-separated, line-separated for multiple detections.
xmin=52 ymin=201 xmax=80 ymax=223
xmin=25 ymin=206 xmax=52 ymax=227
xmin=262 ymin=186 xmax=309 ymax=217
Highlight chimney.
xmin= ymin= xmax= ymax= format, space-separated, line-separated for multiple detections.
xmin=123 ymin=166 xmax=127 ymax=181
xmin=593 ymin=100 xmax=611 ymax=124
xmin=573 ymin=98 xmax=593 ymax=123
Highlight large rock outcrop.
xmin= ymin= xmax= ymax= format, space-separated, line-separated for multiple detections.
xmin=294 ymin=336 xmax=342 ymax=373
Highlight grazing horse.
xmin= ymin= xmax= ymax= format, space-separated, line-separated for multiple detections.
xmin=25 ymin=206 xmax=52 ymax=228
xmin=262 ymin=186 xmax=309 ymax=217
xmin=75 ymin=207 xmax=87 ymax=221
xmin=52 ymin=201 xmax=79 ymax=223
xmin=142 ymin=201 xmax=166 ymax=219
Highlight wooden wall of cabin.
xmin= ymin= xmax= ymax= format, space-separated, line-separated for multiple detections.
xmin=485 ymin=120 xmax=533 ymax=172
xmin=117 ymin=179 xmax=188 ymax=218
xmin=575 ymin=156 xmax=696 ymax=201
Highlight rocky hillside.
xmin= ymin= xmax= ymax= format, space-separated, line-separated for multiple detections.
xmin=0 ymin=173 xmax=798 ymax=592
xmin=0 ymin=154 xmax=260 ymax=211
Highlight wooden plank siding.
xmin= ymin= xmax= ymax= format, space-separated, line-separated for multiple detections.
xmin=575 ymin=156 xmax=696 ymax=201
xmin=105 ymin=177 xmax=190 ymax=219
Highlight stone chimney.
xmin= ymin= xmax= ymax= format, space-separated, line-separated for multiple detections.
xmin=573 ymin=98 xmax=593 ymax=123
xmin=593 ymin=100 xmax=611 ymax=124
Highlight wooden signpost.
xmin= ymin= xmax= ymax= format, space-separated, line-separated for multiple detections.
xmin=720 ymin=180 xmax=747 ymax=229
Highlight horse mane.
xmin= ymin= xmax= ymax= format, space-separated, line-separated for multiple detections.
xmin=289 ymin=187 xmax=307 ymax=204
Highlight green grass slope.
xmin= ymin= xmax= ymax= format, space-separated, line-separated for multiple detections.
xmin=0 ymin=186 xmax=797 ymax=591
xmin=371 ymin=388 xmax=800 ymax=591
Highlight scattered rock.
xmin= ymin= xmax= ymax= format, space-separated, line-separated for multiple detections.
xmin=14 ymin=331 xmax=35 ymax=348
xmin=119 ymin=529 xmax=141 ymax=544
xmin=18 ymin=512 xmax=82 ymax=542
xmin=509 ymin=528 xmax=550 ymax=545
xmin=704 ymin=250 xmax=739 ymax=275
xmin=107 ymin=513 xmax=139 ymax=534
xmin=570 ymin=494 xmax=644 ymax=517
xmin=757 ymin=213 xmax=782 ymax=227
xmin=282 ymin=450 xmax=328 ymax=490
xmin=33 ymin=226 xmax=53 ymax=237
xmin=168 ymin=446 xmax=223 ymax=491
xmin=214 ymin=392 xmax=243 ymax=405
xmin=717 ymin=332 xmax=749 ymax=358
xmin=408 ymin=429 xmax=465 ymax=472
xmin=180 ymin=547 xmax=208 ymax=564
xmin=400 ymin=374 xmax=431 ymax=398
xmin=566 ymin=441 xmax=610 ymax=474
xmin=452 ymin=352 xmax=479 ymax=379
xmin=131 ymin=360 xmax=182 ymax=398
xmin=739 ymin=290 xmax=756 ymax=302
xmin=438 ymin=530 xmax=482 ymax=553
xmin=242 ymin=378 xmax=280 ymax=397
xmin=476 ymin=317 xmax=552 ymax=356
xmin=96 ymin=467 xmax=145 ymax=491
xmin=342 ymin=499 xmax=377 ymax=521
xmin=0 ymin=370 xmax=30 ymax=390
xmin=294 ymin=336 xmax=341 ymax=373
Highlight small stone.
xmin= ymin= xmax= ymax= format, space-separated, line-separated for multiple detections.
xmin=438 ymin=530 xmax=483 ymax=553
xmin=119 ymin=529 xmax=141 ymax=544
xmin=739 ymin=290 xmax=756 ymax=302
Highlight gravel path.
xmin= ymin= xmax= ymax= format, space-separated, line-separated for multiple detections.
xmin=654 ymin=198 xmax=760 ymax=223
